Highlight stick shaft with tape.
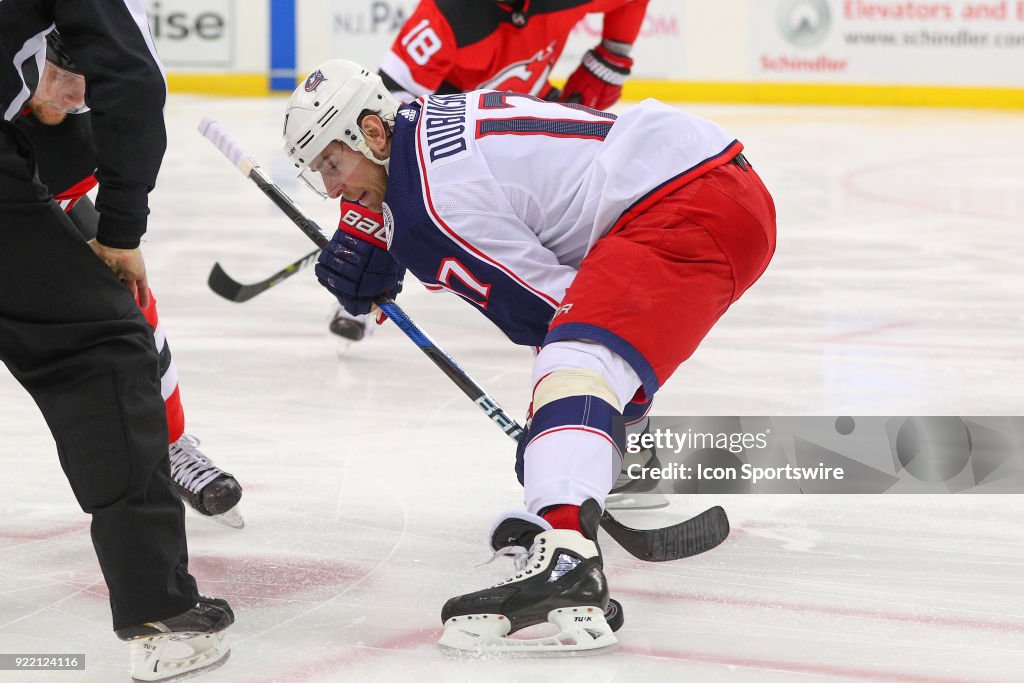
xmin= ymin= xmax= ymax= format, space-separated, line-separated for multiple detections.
xmin=197 ymin=117 xmax=523 ymax=440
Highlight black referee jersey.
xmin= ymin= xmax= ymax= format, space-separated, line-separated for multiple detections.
xmin=1 ymin=0 xmax=167 ymax=249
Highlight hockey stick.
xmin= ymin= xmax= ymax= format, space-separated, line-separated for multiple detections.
xmin=197 ymin=118 xmax=729 ymax=561
xmin=197 ymin=117 xmax=525 ymax=447
xmin=208 ymin=249 xmax=320 ymax=303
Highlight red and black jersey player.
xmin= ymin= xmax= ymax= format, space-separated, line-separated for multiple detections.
xmin=13 ymin=31 xmax=246 ymax=529
xmin=326 ymin=0 xmax=649 ymax=345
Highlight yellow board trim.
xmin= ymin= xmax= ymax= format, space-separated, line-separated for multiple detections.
xmin=166 ymin=73 xmax=1024 ymax=109
xmin=167 ymin=73 xmax=268 ymax=96
xmin=621 ymin=81 xmax=1024 ymax=110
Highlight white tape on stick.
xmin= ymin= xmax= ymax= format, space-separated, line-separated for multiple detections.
xmin=198 ymin=117 xmax=254 ymax=175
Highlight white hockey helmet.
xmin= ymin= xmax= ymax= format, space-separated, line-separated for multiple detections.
xmin=283 ymin=59 xmax=399 ymax=197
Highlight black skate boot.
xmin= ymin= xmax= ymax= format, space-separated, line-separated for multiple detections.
xmin=168 ymin=435 xmax=244 ymax=529
xmin=439 ymin=500 xmax=619 ymax=654
xmin=487 ymin=511 xmax=624 ymax=632
xmin=116 ymin=596 xmax=233 ymax=682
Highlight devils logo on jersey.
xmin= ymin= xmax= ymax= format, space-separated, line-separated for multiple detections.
xmin=304 ymin=69 xmax=327 ymax=92
xmin=478 ymin=42 xmax=557 ymax=96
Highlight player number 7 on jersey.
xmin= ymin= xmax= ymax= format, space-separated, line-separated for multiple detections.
xmin=437 ymin=257 xmax=491 ymax=308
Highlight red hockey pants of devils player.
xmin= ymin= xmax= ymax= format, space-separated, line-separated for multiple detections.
xmin=135 ymin=289 xmax=186 ymax=444
xmin=545 ymin=155 xmax=777 ymax=403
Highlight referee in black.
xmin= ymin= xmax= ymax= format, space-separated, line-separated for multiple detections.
xmin=1 ymin=2 xmax=232 ymax=673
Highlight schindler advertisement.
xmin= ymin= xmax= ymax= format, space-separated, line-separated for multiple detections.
xmin=753 ymin=0 xmax=1024 ymax=86
xmin=146 ymin=0 xmax=234 ymax=68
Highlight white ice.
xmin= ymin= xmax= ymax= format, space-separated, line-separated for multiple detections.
xmin=1 ymin=97 xmax=1023 ymax=682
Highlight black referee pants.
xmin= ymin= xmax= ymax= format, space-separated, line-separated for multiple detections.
xmin=0 ymin=121 xmax=198 ymax=631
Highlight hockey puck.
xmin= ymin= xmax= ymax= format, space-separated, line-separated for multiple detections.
xmin=604 ymin=598 xmax=624 ymax=632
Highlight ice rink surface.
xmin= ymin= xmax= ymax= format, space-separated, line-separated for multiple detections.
xmin=2 ymin=96 xmax=1023 ymax=682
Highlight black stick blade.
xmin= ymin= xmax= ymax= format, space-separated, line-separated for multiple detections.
xmin=600 ymin=505 xmax=730 ymax=562
xmin=206 ymin=249 xmax=320 ymax=303
xmin=207 ymin=262 xmax=247 ymax=302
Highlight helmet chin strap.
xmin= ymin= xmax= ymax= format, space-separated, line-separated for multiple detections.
xmin=362 ymin=148 xmax=389 ymax=171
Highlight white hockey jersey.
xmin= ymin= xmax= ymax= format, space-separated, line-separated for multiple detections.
xmin=383 ymin=92 xmax=741 ymax=346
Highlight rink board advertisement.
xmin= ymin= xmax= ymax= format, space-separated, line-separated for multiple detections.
xmin=328 ymin=0 xmax=418 ymax=72
xmin=162 ymin=0 xmax=1024 ymax=104
xmin=754 ymin=0 xmax=1024 ymax=86
xmin=615 ymin=417 xmax=1024 ymax=493
xmin=146 ymin=0 xmax=234 ymax=67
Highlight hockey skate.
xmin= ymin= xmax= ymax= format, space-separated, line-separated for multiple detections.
xmin=439 ymin=500 xmax=620 ymax=655
xmin=327 ymin=302 xmax=373 ymax=356
xmin=168 ymin=435 xmax=244 ymax=529
xmin=117 ymin=596 xmax=233 ymax=682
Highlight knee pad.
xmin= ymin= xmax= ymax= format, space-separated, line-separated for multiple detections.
xmin=533 ymin=368 xmax=620 ymax=413
xmin=515 ymin=368 xmax=623 ymax=487
xmin=531 ymin=340 xmax=642 ymax=411
xmin=514 ymin=341 xmax=642 ymax=486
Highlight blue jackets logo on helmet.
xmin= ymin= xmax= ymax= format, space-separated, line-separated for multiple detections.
xmin=304 ymin=70 xmax=327 ymax=92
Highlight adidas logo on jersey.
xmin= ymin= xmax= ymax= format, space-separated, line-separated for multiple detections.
xmin=399 ymin=109 xmax=417 ymax=122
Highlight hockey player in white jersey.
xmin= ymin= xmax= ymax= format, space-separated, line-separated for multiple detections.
xmin=286 ymin=60 xmax=776 ymax=653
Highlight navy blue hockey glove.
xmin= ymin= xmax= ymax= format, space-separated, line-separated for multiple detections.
xmin=315 ymin=212 xmax=404 ymax=317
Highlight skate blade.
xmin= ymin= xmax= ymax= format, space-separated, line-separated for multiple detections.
xmin=129 ymin=631 xmax=230 ymax=682
xmin=208 ymin=507 xmax=245 ymax=529
xmin=605 ymin=493 xmax=670 ymax=510
xmin=438 ymin=607 xmax=618 ymax=657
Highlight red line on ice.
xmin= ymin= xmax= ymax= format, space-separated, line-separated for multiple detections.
xmin=615 ymin=585 xmax=1024 ymax=634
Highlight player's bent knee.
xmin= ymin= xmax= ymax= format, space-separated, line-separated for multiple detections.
xmin=533 ymin=368 xmax=620 ymax=412
xmin=532 ymin=340 xmax=642 ymax=411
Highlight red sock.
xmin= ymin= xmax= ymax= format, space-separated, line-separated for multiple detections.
xmin=541 ymin=504 xmax=582 ymax=534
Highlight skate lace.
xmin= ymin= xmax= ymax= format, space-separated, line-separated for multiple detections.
xmin=168 ymin=435 xmax=223 ymax=493
xmin=480 ymin=545 xmax=532 ymax=572
xmin=492 ymin=537 xmax=548 ymax=586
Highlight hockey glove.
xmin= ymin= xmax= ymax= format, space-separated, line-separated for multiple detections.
xmin=315 ymin=220 xmax=404 ymax=317
xmin=560 ymin=44 xmax=633 ymax=110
